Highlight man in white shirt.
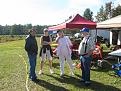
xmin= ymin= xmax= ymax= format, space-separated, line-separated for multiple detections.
xmin=78 ymin=27 xmax=95 ymax=86
xmin=56 ymin=30 xmax=74 ymax=77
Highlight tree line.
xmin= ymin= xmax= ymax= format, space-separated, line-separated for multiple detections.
xmin=0 ymin=24 xmax=48 ymax=35
xmin=0 ymin=1 xmax=121 ymax=35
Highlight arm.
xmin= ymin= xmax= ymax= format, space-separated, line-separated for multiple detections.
xmin=25 ymin=38 xmax=31 ymax=52
xmin=48 ymin=36 xmax=52 ymax=45
xmin=78 ymin=42 xmax=82 ymax=55
xmin=66 ymin=36 xmax=73 ymax=46
xmin=55 ymin=36 xmax=60 ymax=43
xmin=40 ymin=36 xmax=43 ymax=46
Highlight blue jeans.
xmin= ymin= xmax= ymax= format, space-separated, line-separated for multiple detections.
xmin=28 ymin=53 xmax=37 ymax=80
xmin=80 ymin=56 xmax=91 ymax=82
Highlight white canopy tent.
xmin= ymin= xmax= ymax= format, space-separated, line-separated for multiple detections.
xmin=97 ymin=15 xmax=121 ymax=29
xmin=97 ymin=15 xmax=121 ymax=45
xmin=109 ymin=49 xmax=121 ymax=66
xmin=109 ymin=49 xmax=121 ymax=57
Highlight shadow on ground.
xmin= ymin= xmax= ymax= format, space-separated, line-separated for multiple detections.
xmin=35 ymin=79 xmax=69 ymax=91
xmin=45 ymin=73 xmax=121 ymax=91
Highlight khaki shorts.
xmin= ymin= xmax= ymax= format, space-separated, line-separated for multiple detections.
xmin=40 ymin=49 xmax=52 ymax=61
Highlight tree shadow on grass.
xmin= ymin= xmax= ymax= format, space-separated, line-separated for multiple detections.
xmin=35 ymin=79 xmax=69 ymax=91
xmin=46 ymin=74 xmax=121 ymax=91
xmin=91 ymin=68 xmax=112 ymax=72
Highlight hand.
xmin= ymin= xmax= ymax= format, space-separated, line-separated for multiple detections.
xmin=48 ymin=42 xmax=51 ymax=45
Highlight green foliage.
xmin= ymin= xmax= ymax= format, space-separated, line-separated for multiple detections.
xmin=112 ymin=5 xmax=121 ymax=17
xmin=83 ymin=8 xmax=93 ymax=21
xmin=96 ymin=1 xmax=121 ymax=22
xmin=95 ymin=6 xmax=108 ymax=22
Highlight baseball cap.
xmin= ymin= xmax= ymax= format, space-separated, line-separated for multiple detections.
xmin=80 ymin=27 xmax=89 ymax=32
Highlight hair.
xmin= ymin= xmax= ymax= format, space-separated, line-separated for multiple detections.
xmin=29 ymin=28 xmax=36 ymax=34
xmin=43 ymin=28 xmax=48 ymax=32
xmin=57 ymin=30 xmax=63 ymax=34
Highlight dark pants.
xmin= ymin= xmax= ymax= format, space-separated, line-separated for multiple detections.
xmin=28 ymin=53 xmax=37 ymax=80
xmin=80 ymin=56 xmax=91 ymax=82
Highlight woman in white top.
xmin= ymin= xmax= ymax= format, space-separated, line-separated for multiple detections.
xmin=56 ymin=30 xmax=74 ymax=77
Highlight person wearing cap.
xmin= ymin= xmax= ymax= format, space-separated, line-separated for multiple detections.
xmin=78 ymin=27 xmax=95 ymax=86
xmin=39 ymin=28 xmax=54 ymax=75
xmin=25 ymin=29 xmax=38 ymax=82
xmin=56 ymin=30 xmax=74 ymax=77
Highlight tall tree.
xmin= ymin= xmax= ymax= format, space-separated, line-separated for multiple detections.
xmin=83 ymin=8 xmax=93 ymax=21
xmin=112 ymin=5 xmax=121 ymax=17
xmin=95 ymin=2 xmax=113 ymax=22
xmin=105 ymin=2 xmax=112 ymax=18
xmin=95 ymin=6 xmax=108 ymax=22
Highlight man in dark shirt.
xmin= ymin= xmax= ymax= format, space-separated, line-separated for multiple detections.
xmin=25 ymin=29 xmax=38 ymax=81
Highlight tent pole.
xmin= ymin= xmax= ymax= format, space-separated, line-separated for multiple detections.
xmin=95 ymin=28 xmax=97 ymax=43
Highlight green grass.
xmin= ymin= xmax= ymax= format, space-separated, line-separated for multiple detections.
xmin=0 ymin=39 xmax=121 ymax=91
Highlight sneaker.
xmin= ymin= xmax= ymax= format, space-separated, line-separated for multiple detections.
xmin=70 ymin=72 xmax=74 ymax=76
xmin=72 ymin=63 xmax=76 ymax=67
xmin=38 ymin=70 xmax=43 ymax=75
xmin=32 ymin=78 xmax=39 ymax=83
xmin=50 ymin=69 xmax=54 ymax=74
xmin=85 ymin=81 xmax=91 ymax=86
xmin=80 ymin=79 xmax=85 ymax=83
xmin=60 ymin=73 xmax=64 ymax=77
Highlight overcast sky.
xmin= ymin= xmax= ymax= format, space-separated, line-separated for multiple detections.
xmin=0 ymin=0 xmax=120 ymax=25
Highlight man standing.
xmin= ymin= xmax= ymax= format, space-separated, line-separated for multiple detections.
xmin=25 ymin=29 xmax=38 ymax=81
xmin=78 ymin=27 xmax=95 ymax=86
xmin=56 ymin=30 xmax=74 ymax=77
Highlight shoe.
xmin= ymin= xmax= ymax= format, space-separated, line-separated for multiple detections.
xmin=50 ymin=69 xmax=54 ymax=74
xmin=85 ymin=81 xmax=91 ymax=86
xmin=72 ymin=63 xmax=76 ymax=67
xmin=32 ymin=78 xmax=39 ymax=83
xmin=60 ymin=73 xmax=64 ymax=77
xmin=38 ymin=70 xmax=43 ymax=75
xmin=70 ymin=72 xmax=74 ymax=76
xmin=80 ymin=79 xmax=85 ymax=83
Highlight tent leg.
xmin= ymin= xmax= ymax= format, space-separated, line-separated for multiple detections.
xmin=95 ymin=28 xmax=97 ymax=43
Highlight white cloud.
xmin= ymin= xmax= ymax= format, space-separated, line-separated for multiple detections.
xmin=0 ymin=0 xmax=103 ymax=25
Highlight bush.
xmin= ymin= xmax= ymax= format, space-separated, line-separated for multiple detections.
xmin=0 ymin=35 xmax=26 ymax=43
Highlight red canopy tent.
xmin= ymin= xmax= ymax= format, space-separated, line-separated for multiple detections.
xmin=48 ymin=14 xmax=97 ymax=31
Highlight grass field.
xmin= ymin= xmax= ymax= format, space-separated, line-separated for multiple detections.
xmin=0 ymin=39 xmax=121 ymax=91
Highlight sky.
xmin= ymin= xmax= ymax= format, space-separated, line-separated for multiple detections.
xmin=0 ymin=0 xmax=120 ymax=26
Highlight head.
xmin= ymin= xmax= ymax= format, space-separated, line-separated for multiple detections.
xmin=43 ymin=28 xmax=49 ymax=36
xmin=29 ymin=29 xmax=36 ymax=36
xmin=57 ymin=30 xmax=64 ymax=37
xmin=80 ymin=27 xmax=89 ymax=37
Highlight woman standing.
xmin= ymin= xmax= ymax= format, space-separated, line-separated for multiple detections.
xmin=39 ymin=28 xmax=54 ymax=75
xmin=56 ymin=30 xmax=74 ymax=77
